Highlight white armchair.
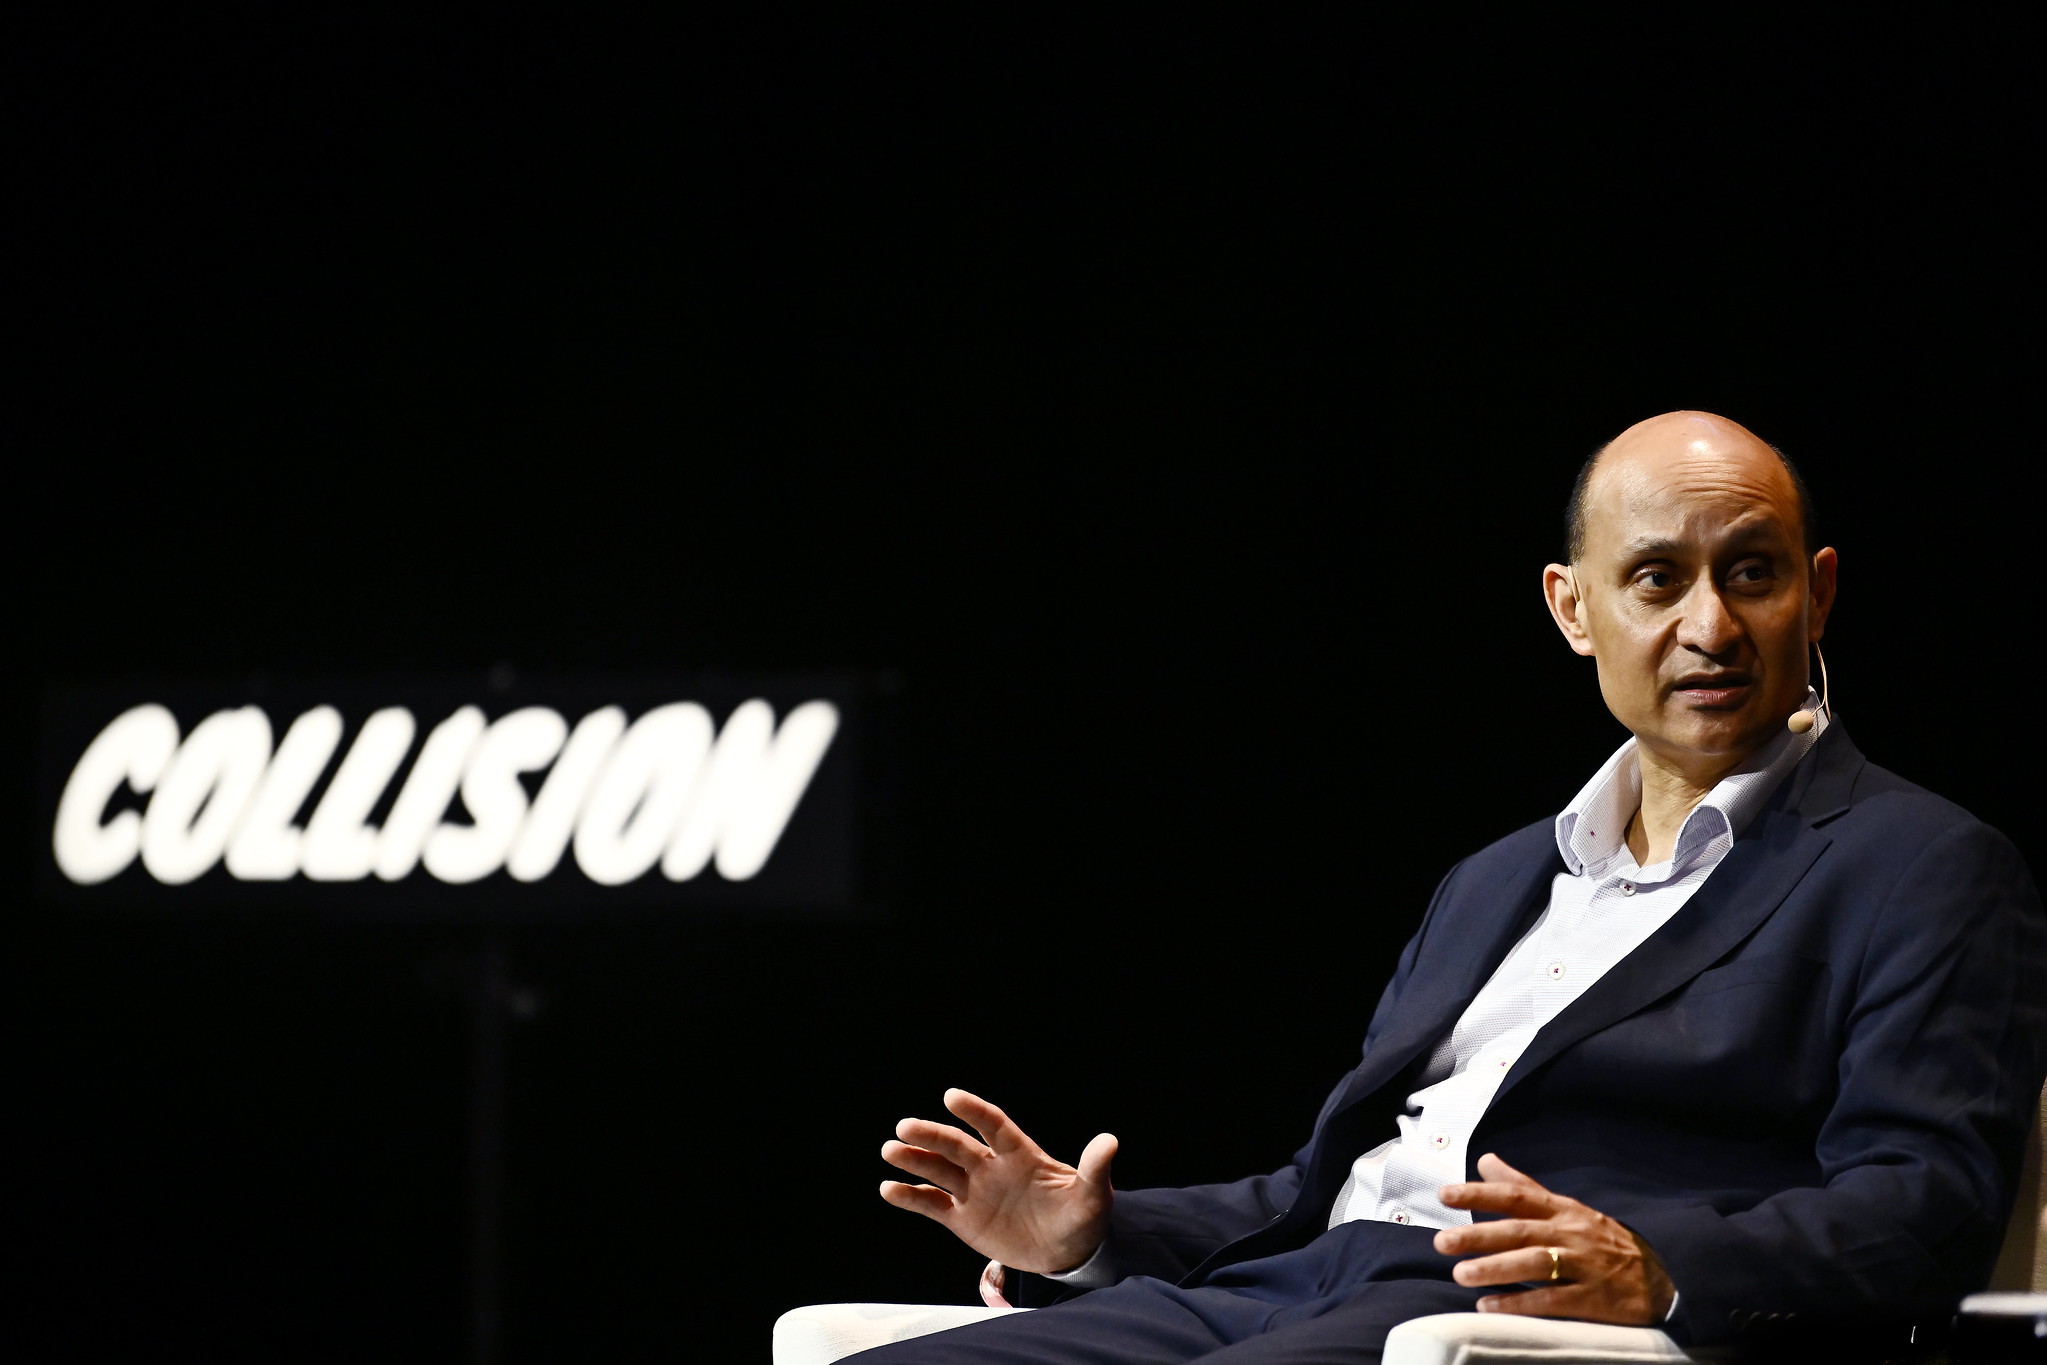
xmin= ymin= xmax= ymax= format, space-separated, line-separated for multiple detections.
xmin=775 ymin=1083 xmax=2045 ymax=1364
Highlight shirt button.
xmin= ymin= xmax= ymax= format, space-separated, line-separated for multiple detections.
xmin=1619 ymin=881 xmax=1636 ymax=896
xmin=1546 ymin=961 xmax=1566 ymax=981
xmin=1430 ymin=1132 xmax=1449 ymax=1149
xmin=1389 ymin=1209 xmax=1411 ymax=1225
xmin=1496 ymin=1055 xmax=1511 ymax=1070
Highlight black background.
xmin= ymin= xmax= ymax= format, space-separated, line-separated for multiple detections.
xmin=13 ymin=13 xmax=2040 ymax=1362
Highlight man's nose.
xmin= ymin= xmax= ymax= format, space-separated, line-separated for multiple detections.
xmin=1677 ymin=582 xmax=1743 ymax=656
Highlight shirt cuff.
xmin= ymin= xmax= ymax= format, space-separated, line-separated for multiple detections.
xmin=1038 ymin=1240 xmax=1117 ymax=1289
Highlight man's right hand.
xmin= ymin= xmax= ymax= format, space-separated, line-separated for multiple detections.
xmin=879 ymin=1088 xmax=1117 ymax=1275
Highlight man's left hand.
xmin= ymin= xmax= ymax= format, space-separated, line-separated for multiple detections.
xmin=1434 ymin=1153 xmax=1675 ymax=1325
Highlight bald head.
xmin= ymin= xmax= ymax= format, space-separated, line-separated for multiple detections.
xmin=1565 ymin=412 xmax=1816 ymax=562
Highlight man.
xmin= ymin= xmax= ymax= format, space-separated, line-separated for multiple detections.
xmin=862 ymin=412 xmax=2047 ymax=1362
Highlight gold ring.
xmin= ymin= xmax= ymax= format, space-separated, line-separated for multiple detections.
xmin=1547 ymin=1247 xmax=1563 ymax=1281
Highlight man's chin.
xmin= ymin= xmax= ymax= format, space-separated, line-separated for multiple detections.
xmin=1635 ymin=711 xmax=1781 ymax=766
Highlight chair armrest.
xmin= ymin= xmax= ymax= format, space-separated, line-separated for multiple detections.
xmin=772 ymin=1303 xmax=1028 ymax=1365
xmin=1955 ymin=1293 xmax=2047 ymax=1359
xmin=1382 ymin=1312 xmax=1693 ymax=1364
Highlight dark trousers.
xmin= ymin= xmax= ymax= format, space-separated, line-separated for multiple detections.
xmin=850 ymin=1220 xmax=1485 ymax=1364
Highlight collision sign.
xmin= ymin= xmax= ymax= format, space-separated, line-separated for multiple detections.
xmin=40 ymin=679 xmax=864 ymax=911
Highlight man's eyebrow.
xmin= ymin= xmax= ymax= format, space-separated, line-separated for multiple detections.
xmin=1621 ymin=538 xmax=1686 ymax=558
xmin=1619 ymin=524 xmax=1789 ymax=559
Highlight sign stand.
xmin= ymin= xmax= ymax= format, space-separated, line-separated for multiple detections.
xmin=464 ymin=936 xmax=536 ymax=1365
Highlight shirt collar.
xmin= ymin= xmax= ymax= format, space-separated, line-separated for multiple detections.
xmin=1553 ymin=688 xmax=1828 ymax=877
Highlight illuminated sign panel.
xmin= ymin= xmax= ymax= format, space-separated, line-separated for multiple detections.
xmin=37 ymin=676 xmax=863 ymax=915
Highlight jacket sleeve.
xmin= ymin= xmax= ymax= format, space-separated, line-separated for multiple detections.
xmin=1628 ymin=817 xmax=2047 ymax=1346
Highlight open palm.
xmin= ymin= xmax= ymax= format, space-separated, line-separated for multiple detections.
xmin=879 ymin=1088 xmax=1117 ymax=1275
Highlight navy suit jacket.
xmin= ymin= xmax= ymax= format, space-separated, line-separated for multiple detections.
xmin=1091 ymin=725 xmax=2047 ymax=1347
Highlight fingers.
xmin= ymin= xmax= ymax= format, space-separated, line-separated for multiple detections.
xmin=1474 ymin=1152 xmax=1539 ymax=1186
xmin=881 ymin=1139 xmax=969 ymax=1193
xmin=879 ymin=1179 xmax=955 ymax=1221
xmin=1475 ymin=1284 xmax=1580 ymax=1318
xmin=1440 ymin=1157 xmax=1564 ymax=1217
xmin=1076 ymin=1132 xmax=1119 ymax=1187
xmin=1439 ymin=1180 xmax=1556 ymax=1218
xmin=1449 ymin=1244 xmax=1563 ymax=1289
xmin=1432 ymin=1218 xmax=1545 ymax=1258
xmin=943 ymin=1088 xmax=1023 ymax=1152
xmin=1471 ymin=1280 xmax=1653 ymax=1324
xmin=896 ymin=1116 xmax=990 ymax=1168
xmin=978 ymin=1259 xmax=1010 ymax=1309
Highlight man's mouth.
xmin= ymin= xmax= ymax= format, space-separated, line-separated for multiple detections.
xmin=1671 ymin=673 xmax=1755 ymax=708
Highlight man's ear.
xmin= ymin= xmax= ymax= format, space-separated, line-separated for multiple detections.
xmin=1543 ymin=563 xmax=1597 ymax=658
xmin=1808 ymin=547 xmax=1838 ymax=642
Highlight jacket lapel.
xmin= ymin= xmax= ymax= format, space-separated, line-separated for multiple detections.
xmin=1489 ymin=725 xmax=1864 ymax=1104
xmin=1245 ymin=852 xmax=1564 ymax=1261
xmin=1492 ymin=812 xmax=1831 ymax=1098
xmin=1321 ymin=847 xmax=1561 ymax=1122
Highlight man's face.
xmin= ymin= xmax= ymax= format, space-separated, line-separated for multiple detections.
xmin=1548 ymin=420 xmax=1836 ymax=773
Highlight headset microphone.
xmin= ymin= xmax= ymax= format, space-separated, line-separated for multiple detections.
xmin=1786 ymin=642 xmax=1832 ymax=734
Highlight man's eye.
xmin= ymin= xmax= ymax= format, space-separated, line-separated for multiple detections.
xmin=1727 ymin=563 xmax=1772 ymax=585
xmin=1641 ymin=571 xmax=1673 ymax=589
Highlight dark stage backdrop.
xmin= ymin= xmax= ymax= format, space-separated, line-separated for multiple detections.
xmin=13 ymin=15 xmax=2040 ymax=1363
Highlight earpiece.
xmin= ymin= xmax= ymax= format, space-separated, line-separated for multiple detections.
xmin=1787 ymin=642 xmax=1831 ymax=734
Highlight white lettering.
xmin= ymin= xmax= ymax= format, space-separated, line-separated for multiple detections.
xmin=665 ymin=699 xmax=840 ymax=880
xmin=301 ymin=708 xmax=417 ymax=881
xmin=373 ymin=708 xmax=486 ymax=882
xmin=224 ymin=707 xmax=344 ymax=880
xmin=55 ymin=697 xmax=840 ymax=889
xmin=140 ymin=707 xmax=273 ymax=884
xmin=424 ymin=707 xmax=567 ymax=884
xmin=52 ymin=703 xmax=181 ymax=884
xmin=506 ymin=706 xmax=625 ymax=883
xmin=574 ymin=704 xmax=714 ymax=886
